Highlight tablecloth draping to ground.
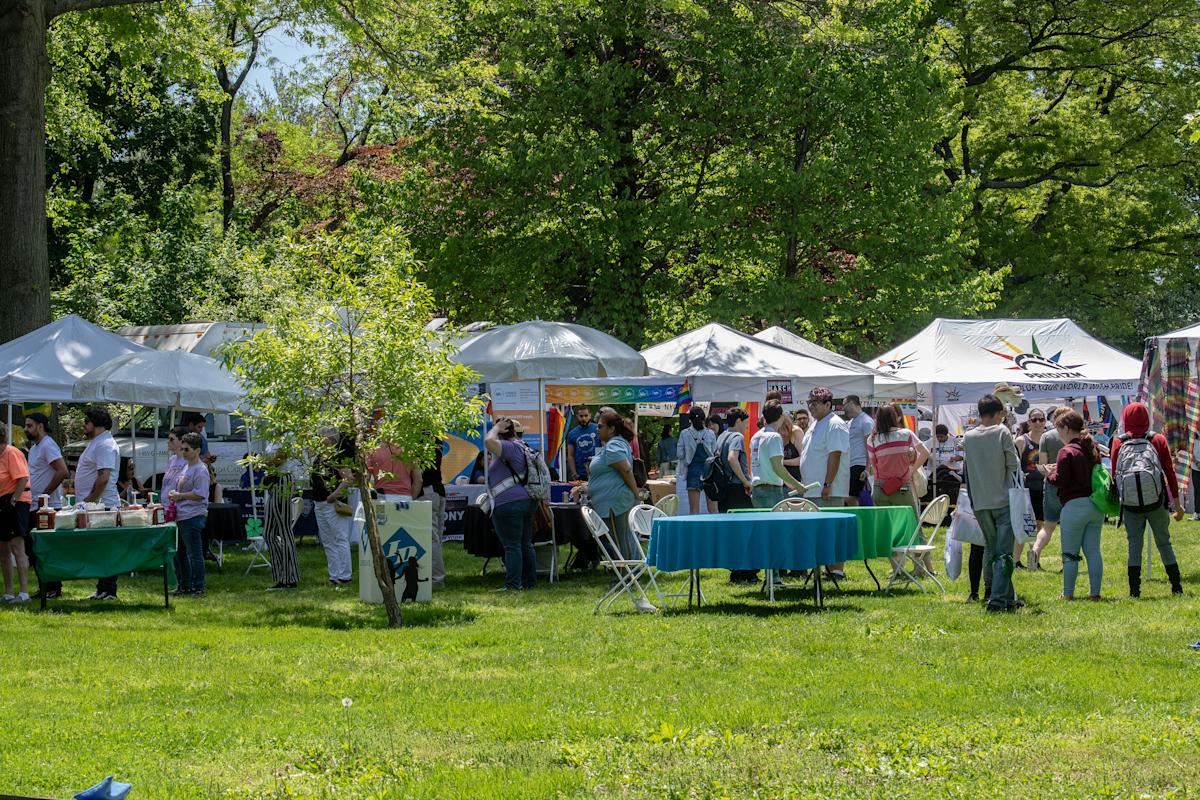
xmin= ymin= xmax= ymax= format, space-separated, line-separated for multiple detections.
xmin=32 ymin=524 xmax=177 ymax=587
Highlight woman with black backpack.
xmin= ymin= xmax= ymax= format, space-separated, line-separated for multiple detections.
xmin=1110 ymin=403 xmax=1185 ymax=597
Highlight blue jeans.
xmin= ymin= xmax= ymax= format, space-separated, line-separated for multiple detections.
xmin=752 ymin=485 xmax=786 ymax=509
xmin=1123 ymin=504 xmax=1177 ymax=567
xmin=1060 ymin=497 xmax=1104 ymax=598
xmin=976 ymin=506 xmax=1017 ymax=609
xmin=175 ymin=515 xmax=207 ymax=592
xmin=493 ymin=499 xmax=536 ymax=590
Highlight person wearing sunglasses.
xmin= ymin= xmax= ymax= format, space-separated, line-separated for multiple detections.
xmin=169 ymin=432 xmax=211 ymax=597
xmin=1013 ymin=409 xmax=1048 ymax=569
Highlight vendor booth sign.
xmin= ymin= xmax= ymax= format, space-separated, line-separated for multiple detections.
xmin=766 ymin=380 xmax=793 ymax=403
xmin=358 ymin=500 xmax=433 ymax=604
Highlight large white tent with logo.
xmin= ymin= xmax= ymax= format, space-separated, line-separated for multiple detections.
xmin=873 ymin=318 xmax=1141 ymax=432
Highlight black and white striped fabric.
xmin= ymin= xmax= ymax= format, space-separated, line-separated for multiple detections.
xmin=264 ymin=477 xmax=300 ymax=585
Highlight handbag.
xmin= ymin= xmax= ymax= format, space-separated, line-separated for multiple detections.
xmin=949 ymin=488 xmax=986 ymax=546
xmin=333 ymin=500 xmax=354 ymax=517
xmin=533 ymin=500 xmax=553 ymax=540
xmin=1008 ymin=472 xmax=1038 ymax=544
xmin=911 ymin=467 xmax=929 ymax=498
xmin=1091 ymin=463 xmax=1120 ymax=515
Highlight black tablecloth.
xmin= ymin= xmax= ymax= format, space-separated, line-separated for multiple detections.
xmin=462 ymin=502 xmax=600 ymax=568
xmin=204 ymin=503 xmax=247 ymax=541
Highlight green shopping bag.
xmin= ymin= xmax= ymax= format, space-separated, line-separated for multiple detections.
xmin=1091 ymin=463 xmax=1120 ymax=515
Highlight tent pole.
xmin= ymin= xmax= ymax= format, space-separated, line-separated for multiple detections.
xmin=152 ymin=410 xmax=160 ymax=494
xmin=129 ymin=403 xmax=136 ymax=504
xmin=6 ymin=405 xmax=10 ymax=447
xmin=248 ymin=418 xmax=258 ymax=520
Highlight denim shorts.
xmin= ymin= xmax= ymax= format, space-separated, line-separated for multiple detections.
xmin=1043 ymin=488 xmax=1062 ymax=523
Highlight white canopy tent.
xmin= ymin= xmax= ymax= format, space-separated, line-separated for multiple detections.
xmin=73 ymin=349 xmax=244 ymax=413
xmin=641 ymin=323 xmax=876 ymax=401
xmin=873 ymin=318 xmax=1140 ymax=434
xmin=0 ymin=313 xmax=149 ymax=440
xmin=73 ymin=349 xmax=246 ymax=498
xmin=753 ymin=326 xmax=917 ymax=400
xmin=453 ymin=320 xmax=648 ymax=383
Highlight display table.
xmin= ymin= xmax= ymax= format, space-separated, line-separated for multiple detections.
xmin=463 ymin=501 xmax=600 ymax=570
xmin=31 ymin=524 xmax=178 ymax=609
xmin=646 ymin=512 xmax=857 ymax=607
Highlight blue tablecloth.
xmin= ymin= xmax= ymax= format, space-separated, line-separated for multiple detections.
xmin=646 ymin=512 xmax=858 ymax=572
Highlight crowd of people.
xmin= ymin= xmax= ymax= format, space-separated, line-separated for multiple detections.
xmin=1 ymin=385 xmax=1191 ymax=610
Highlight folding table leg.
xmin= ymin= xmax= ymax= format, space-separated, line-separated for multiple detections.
xmin=814 ymin=570 xmax=824 ymax=608
xmin=864 ymin=559 xmax=881 ymax=591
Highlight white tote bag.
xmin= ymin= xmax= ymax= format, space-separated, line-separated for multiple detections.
xmin=1008 ymin=473 xmax=1038 ymax=544
xmin=948 ymin=488 xmax=986 ymax=546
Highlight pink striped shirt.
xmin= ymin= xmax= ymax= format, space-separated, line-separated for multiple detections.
xmin=867 ymin=429 xmax=917 ymax=483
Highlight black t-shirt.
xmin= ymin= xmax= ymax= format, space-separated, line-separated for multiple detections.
xmin=312 ymin=436 xmax=355 ymax=502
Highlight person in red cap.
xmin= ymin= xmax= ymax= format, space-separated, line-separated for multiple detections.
xmin=1110 ymin=402 xmax=1185 ymax=597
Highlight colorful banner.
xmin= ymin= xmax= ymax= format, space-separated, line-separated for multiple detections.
xmin=675 ymin=379 xmax=692 ymax=414
xmin=545 ymin=382 xmax=683 ymax=406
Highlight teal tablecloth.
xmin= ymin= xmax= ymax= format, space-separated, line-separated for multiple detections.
xmin=32 ymin=524 xmax=177 ymax=587
xmin=723 ymin=506 xmax=917 ymax=560
xmin=646 ymin=512 xmax=857 ymax=572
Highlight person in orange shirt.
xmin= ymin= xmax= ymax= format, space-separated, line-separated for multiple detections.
xmin=0 ymin=425 xmax=33 ymax=602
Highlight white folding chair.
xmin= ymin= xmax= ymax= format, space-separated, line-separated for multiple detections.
xmin=887 ymin=494 xmax=950 ymax=593
xmin=771 ymin=497 xmax=820 ymax=513
xmin=654 ymin=493 xmax=679 ymax=517
xmin=630 ymin=504 xmax=665 ymax=543
xmin=581 ymin=506 xmax=658 ymax=614
xmin=244 ymin=536 xmax=271 ymax=575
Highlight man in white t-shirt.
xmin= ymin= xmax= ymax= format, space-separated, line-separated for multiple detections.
xmin=75 ymin=407 xmax=123 ymax=600
xmin=749 ymin=400 xmax=809 ymax=509
xmin=801 ymin=387 xmax=850 ymax=578
xmin=23 ymin=413 xmax=69 ymax=599
xmin=23 ymin=413 xmax=67 ymax=509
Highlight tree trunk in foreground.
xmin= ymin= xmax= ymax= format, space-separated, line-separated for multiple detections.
xmin=356 ymin=469 xmax=403 ymax=627
xmin=0 ymin=0 xmax=51 ymax=344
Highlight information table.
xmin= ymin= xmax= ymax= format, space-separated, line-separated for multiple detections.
xmin=646 ymin=512 xmax=857 ymax=607
xmin=31 ymin=524 xmax=178 ymax=609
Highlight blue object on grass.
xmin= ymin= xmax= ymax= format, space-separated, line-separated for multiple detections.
xmin=75 ymin=776 xmax=132 ymax=800
xmin=1189 ymin=641 xmax=1200 ymax=651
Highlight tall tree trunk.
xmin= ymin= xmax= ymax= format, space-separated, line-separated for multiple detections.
xmin=219 ymin=95 xmax=234 ymax=232
xmin=0 ymin=0 xmax=51 ymax=344
xmin=355 ymin=467 xmax=403 ymax=628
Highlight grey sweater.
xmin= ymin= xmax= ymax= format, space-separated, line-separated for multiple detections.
xmin=964 ymin=424 xmax=1020 ymax=511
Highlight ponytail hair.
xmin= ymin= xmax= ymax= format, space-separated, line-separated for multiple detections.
xmin=687 ymin=407 xmax=706 ymax=431
xmin=1055 ymin=410 xmax=1100 ymax=465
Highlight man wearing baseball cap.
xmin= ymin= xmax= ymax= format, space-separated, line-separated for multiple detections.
xmin=24 ymin=412 xmax=68 ymax=599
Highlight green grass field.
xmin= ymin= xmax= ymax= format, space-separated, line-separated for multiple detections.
xmin=2 ymin=519 xmax=1199 ymax=799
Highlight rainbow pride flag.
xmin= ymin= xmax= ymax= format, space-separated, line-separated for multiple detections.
xmin=675 ymin=379 xmax=692 ymax=414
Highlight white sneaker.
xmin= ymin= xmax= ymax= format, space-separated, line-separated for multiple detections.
xmin=1 ymin=594 xmax=15 ymax=602
xmin=13 ymin=593 xmax=29 ymax=603
xmin=634 ymin=596 xmax=658 ymax=613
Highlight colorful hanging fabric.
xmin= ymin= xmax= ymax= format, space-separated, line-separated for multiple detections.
xmin=1162 ymin=339 xmax=1190 ymax=454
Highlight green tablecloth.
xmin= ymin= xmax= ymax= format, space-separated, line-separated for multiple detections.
xmin=727 ymin=506 xmax=917 ymax=560
xmin=827 ymin=506 xmax=917 ymax=560
xmin=32 ymin=524 xmax=177 ymax=587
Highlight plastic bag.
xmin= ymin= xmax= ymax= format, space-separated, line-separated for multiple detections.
xmin=949 ymin=488 xmax=986 ymax=546
xmin=944 ymin=534 xmax=963 ymax=580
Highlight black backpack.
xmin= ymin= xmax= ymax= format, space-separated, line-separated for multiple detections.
xmin=701 ymin=431 xmax=736 ymax=501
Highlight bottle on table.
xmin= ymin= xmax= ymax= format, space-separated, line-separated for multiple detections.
xmin=33 ymin=495 xmax=57 ymax=531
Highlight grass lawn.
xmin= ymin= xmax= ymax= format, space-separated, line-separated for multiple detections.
xmin=2 ymin=517 xmax=1199 ymax=799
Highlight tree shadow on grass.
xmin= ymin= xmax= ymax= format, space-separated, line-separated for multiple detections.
xmin=677 ymin=599 xmax=865 ymax=618
xmin=243 ymin=601 xmax=480 ymax=630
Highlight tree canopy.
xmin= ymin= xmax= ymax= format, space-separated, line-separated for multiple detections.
xmin=5 ymin=0 xmax=1195 ymax=356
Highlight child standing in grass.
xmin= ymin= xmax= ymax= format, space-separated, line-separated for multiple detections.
xmin=963 ymin=394 xmax=1021 ymax=612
